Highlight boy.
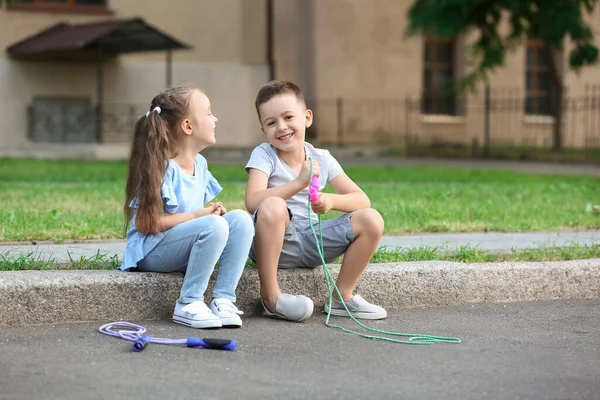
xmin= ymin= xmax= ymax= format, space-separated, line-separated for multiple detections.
xmin=245 ymin=80 xmax=386 ymax=322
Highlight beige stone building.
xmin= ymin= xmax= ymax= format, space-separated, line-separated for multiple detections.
xmin=0 ymin=0 xmax=269 ymax=159
xmin=274 ymin=0 xmax=600 ymax=149
xmin=1 ymin=0 xmax=599 ymax=159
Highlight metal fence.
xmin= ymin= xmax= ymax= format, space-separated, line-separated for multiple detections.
xmin=27 ymin=86 xmax=600 ymax=150
xmin=27 ymin=101 xmax=146 ymax=145
xmin=306 ymin=85 xmax=600 ymax=150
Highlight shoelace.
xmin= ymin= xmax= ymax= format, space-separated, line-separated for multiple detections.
xmin=214 ymin=300 xmax=244 ymax=315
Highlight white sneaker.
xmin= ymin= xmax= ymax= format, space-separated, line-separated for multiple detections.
xmin=324 ymin=294 xmax=387 ymax=320
xmin=173 ymin=301 xmax=222 ymax=329
xmin=261 ymin=293 xmax=314 ymax=322
xmin=210 ymin=298 xmax=243 ymax=328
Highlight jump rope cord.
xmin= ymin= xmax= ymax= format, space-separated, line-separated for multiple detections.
xmin=306 ymin=156 xmax=461 ymax=344
xmin=98 ymin=321 xmax=237 ymax=351
xmin=99 ymin=321 xmax=186 ymax=345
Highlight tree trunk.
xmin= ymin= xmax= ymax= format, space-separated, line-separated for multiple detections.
xmin=552 ymin=86 xmax=563 ymax=151
xmin=548 ymin=48 xmax=564 ymax=151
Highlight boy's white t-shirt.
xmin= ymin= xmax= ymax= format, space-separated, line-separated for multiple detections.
xmin=245 ymin=142 xmax=343 ymax=226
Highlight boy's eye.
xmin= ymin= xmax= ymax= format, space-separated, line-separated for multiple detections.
xmin=285 ymin=116 xmax=293 ymax=120
xmin=267 ymin=122 xmax=275 ymax=126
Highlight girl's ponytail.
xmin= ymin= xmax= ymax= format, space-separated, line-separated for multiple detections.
xmin=124 ymin=87 xmax=195 ymax=234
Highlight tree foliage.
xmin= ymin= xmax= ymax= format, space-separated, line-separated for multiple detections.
xmin=406 ymin=0 xmax=599 ymax=88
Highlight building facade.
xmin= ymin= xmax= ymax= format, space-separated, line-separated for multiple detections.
xmin=0 ymin=0 xmax=269 ymax=159
xmin=273 ymin=0 xmax=600 ymax=149
xmin=1 ymin=0 xmax=599 ymax=159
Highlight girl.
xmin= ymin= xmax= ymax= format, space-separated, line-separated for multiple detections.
xmin=119 ymin=86 xmax=254 ymax=329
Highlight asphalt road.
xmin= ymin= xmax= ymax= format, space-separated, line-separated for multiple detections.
xmin=1 ymin=300 xmax=599 ymax=400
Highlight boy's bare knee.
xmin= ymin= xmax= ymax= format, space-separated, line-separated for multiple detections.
xmin=256 ymin=197 xmax=289 ymax=224
xmin=352 ymin=208 xmax=384 ymax=236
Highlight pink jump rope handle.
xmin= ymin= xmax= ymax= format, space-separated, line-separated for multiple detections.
xmin=308 ymin=176 xmax=319 ymax=202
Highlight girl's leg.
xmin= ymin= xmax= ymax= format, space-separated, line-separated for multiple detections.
xmin=212 ymin=209 xmax=255 ymax=301
xmin=335 ymin=208 xmax=384 ymax=301
xmin=136 ymin=215 xmax=229 ymax=303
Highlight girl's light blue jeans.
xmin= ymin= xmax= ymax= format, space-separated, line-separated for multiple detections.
xmin=136 ymin=210 xmax=254 ymax=304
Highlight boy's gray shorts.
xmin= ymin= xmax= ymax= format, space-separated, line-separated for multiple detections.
xmin=249 ymin=208 xmax=355 ymax=268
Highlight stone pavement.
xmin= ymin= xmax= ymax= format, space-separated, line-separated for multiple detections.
xmin=1 ymin=230 xmax=598 ymax=264
xmin=1 ymin=300 xmax=599 ymax=400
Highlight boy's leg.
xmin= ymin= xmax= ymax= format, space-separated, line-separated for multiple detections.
xmin=252 ymin=197 xmax=290 ymax=310
xmin=300 ymin=208 xmax=386 ymax=319
xmin=252 ymin=197 xmax=313 ymax=321
xmin=335 ymin=208 xmax=384 ymax=300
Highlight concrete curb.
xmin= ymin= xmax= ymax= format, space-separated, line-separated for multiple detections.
xmin=1 ymin=259 xmax=599 ymax=327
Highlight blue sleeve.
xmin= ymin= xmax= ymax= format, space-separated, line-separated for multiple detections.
xmin=204 ymin=170 xmax=223 ymax=203
xmin=161 ymin=164 xmax=179 ymax=213
xmin=245 ymin=145 xmax=274 ymax=177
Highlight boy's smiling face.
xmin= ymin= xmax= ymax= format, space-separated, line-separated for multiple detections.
xmin=259 ymin=93 xmax=313 ymax=153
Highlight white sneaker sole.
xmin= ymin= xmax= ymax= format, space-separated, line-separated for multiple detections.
xmin=173 ymin=314 xmax=223 ymax=329
xmin=324 ymin=308 xmax=388 ymax=320
xmin=219 ymin=316 xmax=243 ymax=328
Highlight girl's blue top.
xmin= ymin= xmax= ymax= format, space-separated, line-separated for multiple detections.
xmin=119 ymin=154 xmax=222 ymax=271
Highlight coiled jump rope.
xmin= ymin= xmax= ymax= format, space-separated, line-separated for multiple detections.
xmin=98 ymin=321 xmax=236 ymax=352
xmin=307 ymin=156 xmax=461 ymax=345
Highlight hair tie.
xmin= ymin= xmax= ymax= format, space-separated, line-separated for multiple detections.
xmin=145 ymin=106 xmax=162 ymax=118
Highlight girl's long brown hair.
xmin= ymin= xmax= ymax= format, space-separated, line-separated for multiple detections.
xmin=124 ymin=87 xmax=195 ymax=234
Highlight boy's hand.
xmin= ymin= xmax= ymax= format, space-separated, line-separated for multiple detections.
xmin=297 ymin=160 xmax=321 ymax=186
xmin=310 ymin=193 xmax=333 ymax=214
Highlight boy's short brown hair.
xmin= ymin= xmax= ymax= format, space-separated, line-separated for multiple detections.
xmin=255 ymin=80 xmax=305 ymax=120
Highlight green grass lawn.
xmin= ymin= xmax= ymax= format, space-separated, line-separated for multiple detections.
xmin=1 ymin=158 xmax=599 ymax=242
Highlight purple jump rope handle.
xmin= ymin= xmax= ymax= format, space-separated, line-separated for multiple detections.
xmin=308 ymin=176 xmax=319 ymax=202
xmin=187 ymin=337 xmax=237 ymax=351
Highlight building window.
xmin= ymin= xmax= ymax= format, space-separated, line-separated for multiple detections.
xmin=422 ymin=37 xmax=456 ymax=115
xmin=6 ymin=0 xmax=109 ymax=14
xmin=525 ymin=40 xmax=553 ymax=116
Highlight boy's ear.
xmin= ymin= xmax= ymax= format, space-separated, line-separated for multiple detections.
xmin=181 ymin=119 xmax=193 ymax=136
xmin=305 ymin=109 xmax=313 ymax=128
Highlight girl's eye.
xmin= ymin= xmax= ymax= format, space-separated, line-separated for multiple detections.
xmin=267 ymin=122 xmax=275 ymax=126
xmin=285 ymin=116 xmax=293 ymax=120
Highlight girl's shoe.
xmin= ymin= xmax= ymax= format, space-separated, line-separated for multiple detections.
xmin=210 ymin=298 xmax=243 ymax=328
xmin=173 ymin=301 xmax=222 ymax=329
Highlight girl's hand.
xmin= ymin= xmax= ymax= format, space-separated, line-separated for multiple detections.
xmin=297 ymin=160 xmax=320 ymax=187
xmin=193 ymin=203 xmax=221 ymax=218
xmin=310 ymin=193 xmax=333 ymax=214
xmin=209 ymin=202 xmax=227 ymax=216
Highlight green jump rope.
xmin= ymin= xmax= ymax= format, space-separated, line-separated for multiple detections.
xmin=307 ymin=156 xmax=461 ymax=345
